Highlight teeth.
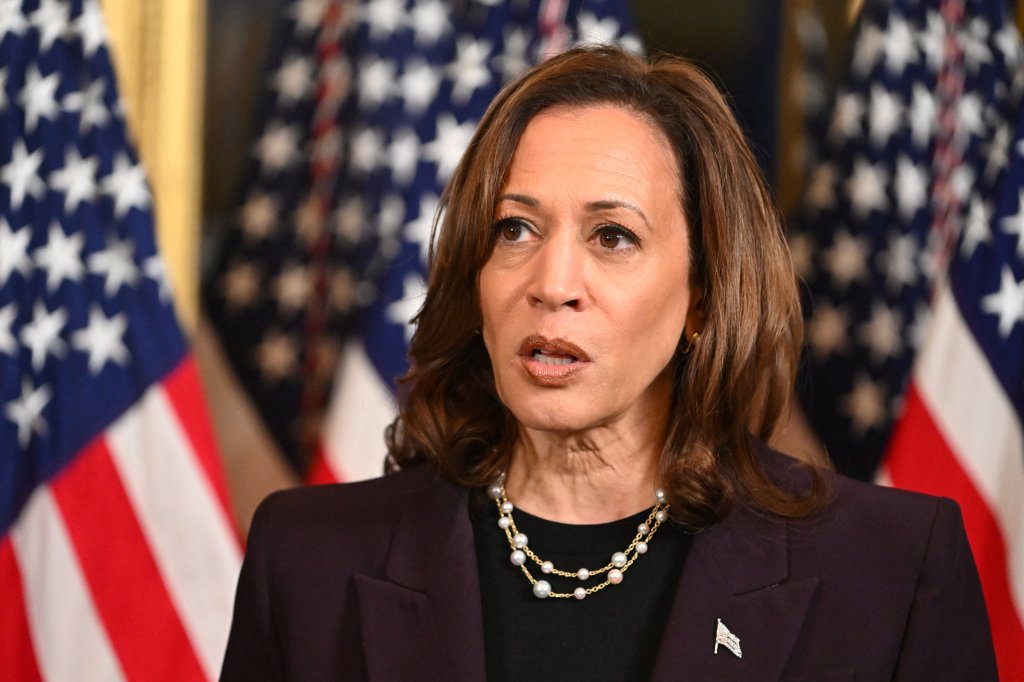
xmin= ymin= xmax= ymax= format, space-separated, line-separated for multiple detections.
xmin=532 ymin=351 xmax=574 ymax=366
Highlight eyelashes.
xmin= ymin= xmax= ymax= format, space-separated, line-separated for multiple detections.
xmin=489 ymin=214 xmax=642 ymax=253
xmin=593 ymin=224 xmax=641 ymax=250
xmin=491 ymin=215 xmax=534 ymax=243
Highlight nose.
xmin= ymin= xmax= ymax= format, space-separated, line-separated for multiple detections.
xmin=526 ymin=232 xmax=585 ymax=311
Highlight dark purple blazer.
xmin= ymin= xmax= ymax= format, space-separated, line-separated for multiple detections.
xmin=220 ymin=446 xmax=996 ymax=681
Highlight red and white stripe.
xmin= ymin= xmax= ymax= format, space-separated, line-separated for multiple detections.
xmin=883 ymin=285 xmax=1024 ymax=678
xmin=537 ymin=0 xmax=570 ymax=59
xmin=0 ymin=358 xmax=242 ymax=681
xmin=310 ymin=340 xmax=396 ymax=484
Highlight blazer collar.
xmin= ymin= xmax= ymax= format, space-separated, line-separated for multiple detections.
xmin=355 ymin=464 xmax=819 ymax=682
xmin=650 ymin=500 xmax=819 ymax=681
xmin=355 ymin=469 xmax=486 ymax=682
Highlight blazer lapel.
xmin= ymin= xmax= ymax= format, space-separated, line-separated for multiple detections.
xmin=354 ymin=473 xmax=486 ymax=682
xmin=651 ymin=504 xmax=819 ymax=681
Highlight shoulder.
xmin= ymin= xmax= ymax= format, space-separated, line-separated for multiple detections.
xmin=753 ymin=444 xmax=995 ymax=678
xmin=756 ymin=441 xmax=964 ymax=573
xmin=247 ymin=464 xmax=460 ymax=570
xmin=254 ymin=462 xmax=451 ymax=524
xmin=224 ymin=465 xmax=474 ymax=679
xmin=758 ymin=440 xmax=951 ymax=522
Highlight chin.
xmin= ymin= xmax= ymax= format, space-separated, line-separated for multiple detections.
xmin=503 ymin=396 xmax=603 ymax=436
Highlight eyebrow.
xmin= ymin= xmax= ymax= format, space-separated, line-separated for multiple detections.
xmin=497 ymin=193 xmax=538 ymax=207
xmin=496 ymin=194 xmax=652 ymax=229
xmin=586 ymin=200 xmax=651 ymax=229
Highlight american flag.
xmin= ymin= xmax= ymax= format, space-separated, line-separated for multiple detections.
xmin=203 ymin=0 xmax=355 ymax=477
xmin=203 ymin=0 xmax=641 ymax=483
xmin=792 ymin=0 xmax=1021 ymax=478
xmin=0 ymin=1 xmax=241 ymax=679
xmin=793 ymin=0 xmax=1023 ymax=675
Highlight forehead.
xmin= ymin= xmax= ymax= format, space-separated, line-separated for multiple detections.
xmin=505 ymin=104 xmax=675 ymax=176
xmin=503 ymin=104 xmax=682 ymax=196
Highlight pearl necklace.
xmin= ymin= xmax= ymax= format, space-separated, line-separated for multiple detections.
xmin=487 ymin=476 xmax=670 ymax=600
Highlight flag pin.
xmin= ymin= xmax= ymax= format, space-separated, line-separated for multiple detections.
xmin=714 ymin=618 xmax=743 ymax=658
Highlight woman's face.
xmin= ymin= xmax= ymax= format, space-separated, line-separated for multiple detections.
xmin=479 ymin=104 xmax=702 ymax=436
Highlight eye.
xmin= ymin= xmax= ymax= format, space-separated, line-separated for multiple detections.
xmin=593 ymin=224 xmax=639 ymax=251
xmin=492 ymin=217 xmax=536 ymax=243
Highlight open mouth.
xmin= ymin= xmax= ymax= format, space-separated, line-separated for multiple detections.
xmin=517 ymin=337 xmax=588 ymax=384
xmin=518 ymin=335 xmax=590 ymax=371
xmin=530 ymin=349 xmax=577 ymax=366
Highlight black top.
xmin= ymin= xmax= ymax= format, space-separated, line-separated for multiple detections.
xmin=470 ymin=494 xmax=692 ymax=682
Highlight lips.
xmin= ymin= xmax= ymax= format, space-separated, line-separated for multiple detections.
xmin=517 ymin=335 xmax=590 ymax=384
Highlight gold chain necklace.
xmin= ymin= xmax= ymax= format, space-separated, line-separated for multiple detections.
xmin=488 ymin=476 xmax=670 ymax=600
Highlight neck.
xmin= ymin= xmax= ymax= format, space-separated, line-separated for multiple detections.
xmin=503 ymin=427 xmax=663 ymax=524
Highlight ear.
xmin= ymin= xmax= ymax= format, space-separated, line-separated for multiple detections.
xmin=683 ymin=285 xmax=705 ymax=338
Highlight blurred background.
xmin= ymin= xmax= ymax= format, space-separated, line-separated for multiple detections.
xmin=181 ymin=2 xmax=1024 ymax=675
xmin=3 ymin=0 xmax=1024 ymax=679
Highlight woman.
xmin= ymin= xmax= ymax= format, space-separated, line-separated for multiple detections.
xmin=221 ymin=46 xmax=996 ymax=681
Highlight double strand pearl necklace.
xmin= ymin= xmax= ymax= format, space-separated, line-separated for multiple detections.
xmin=487 ymin=476 xmax=670 ymax=600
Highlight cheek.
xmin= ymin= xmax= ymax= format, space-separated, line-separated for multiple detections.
xmin=636 ymin=302 xmax=688 ymax=358
xmin=478 ymin=263 xmax=506 ymax=350
xmin=618 ymin=267 xmax=691 ymax=346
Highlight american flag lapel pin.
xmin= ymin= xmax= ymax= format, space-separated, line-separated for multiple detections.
xmin=714 ymin=618 xmax=743 ymax=658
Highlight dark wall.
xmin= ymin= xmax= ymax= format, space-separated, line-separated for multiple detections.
xmin=204 ymin=0 xmax=285 ymax=225
xmin=633 ymin=0 xmax=783 ymax=184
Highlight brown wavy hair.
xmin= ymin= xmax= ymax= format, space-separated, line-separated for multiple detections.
xmin=385 ymin=45 xmax=826 ymax=527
